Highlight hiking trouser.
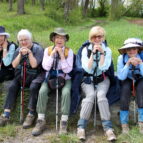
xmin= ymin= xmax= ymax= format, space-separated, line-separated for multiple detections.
xmin=120 ymin=78 xmax=143 ymax=111
xmin=78 ymin=77 xmax=112 ymax=131
xmin=37 ymin=80 xmax=71 ymax=116
xmin=120 ymin=110 xmax=129 ymax=124
xmin=4 ymin=76 xmax=41 ymax=112
xmin=138 ymin=108 xmax=143 ymax=122
xmin=0 ymin=69 xmax=14 ymax=83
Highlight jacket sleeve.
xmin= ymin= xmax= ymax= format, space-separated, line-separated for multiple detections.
xmin=61 ymin=48 xmax=74 ymax=73
xmin=117 ymin=55 xmax=129 ymax=80
xmin=42 ymin=48 xmax=54 ymax=71
xmin=99 ymin=47 xmax=112 ymax=71
xmin=2 ymin=44 xmax=16 ymax=66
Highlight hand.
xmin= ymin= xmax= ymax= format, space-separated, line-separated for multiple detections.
xmin=92 ymin=44 xmax=104 ymax=54
xmin=50 ymin=48 xmax=57 ymax=57
xmin=2 ymin=40 xmax=8 ymax=49
xmin=19 ymin=47 xmax=29 ymax=55
xmin=55 ymin=46 xmax=64 ymax=57
xmin=127 ymin=57 xmax=142 ymax=66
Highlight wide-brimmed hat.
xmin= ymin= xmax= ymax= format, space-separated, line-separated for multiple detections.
xmin=50 ymin=27 xmax=69 ymax=42
xmin=0 ymin=26 xmax=10 ymax=38
xmin=118 ymin=38 xmax=143 ymax=54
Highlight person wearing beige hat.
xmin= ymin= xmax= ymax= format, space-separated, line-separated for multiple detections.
xmin=117 ymin=38 xmax=143 ymax=134
xmin=0 ymin=26 xmax=16 ymax=82
xmin=32 ymin=27 xmax=74 ymax=136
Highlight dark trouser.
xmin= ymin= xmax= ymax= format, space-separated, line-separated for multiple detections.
xmin=0 ymin=69 xmax=14 ymax=83
xmin=4 ymin=74 xmax=41 ymax=112
xmin=120 ymin=78 xmax=143 ymax=110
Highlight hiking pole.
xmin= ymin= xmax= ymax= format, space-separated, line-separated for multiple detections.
xmin=93 ymin=48 xmax=99 ymax=128
xmin=54 ymin=53 xmax=59 ymax=131
xmin=56 ymin=70 xmax=59 ymax=131
xmin=20 ymin=56 xmax=27 ymax=123
xmin=131 ymin=65 xmax=137 ymax=123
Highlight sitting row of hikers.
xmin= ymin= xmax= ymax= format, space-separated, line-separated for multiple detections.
xmin=0 ymin=25 xmax=143 ymax=141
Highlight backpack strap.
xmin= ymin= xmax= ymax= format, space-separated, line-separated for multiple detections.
xmin=48 ymin=46 xmax=53 ymax=56
xmin=123 ymin=53 xmax=126 ymax=65
xmin=48 ymin=46 xmax=69 ymax=58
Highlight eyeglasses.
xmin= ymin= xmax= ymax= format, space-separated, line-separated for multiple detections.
xmin=55 ymin=35 xmax=66 ymax=40
xmin=92 ymin=35 xmax=104 ymax=39
xmin=19 ymin=39 xmax=29 ymax=43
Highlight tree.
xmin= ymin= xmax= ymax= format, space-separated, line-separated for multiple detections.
xmin=40 ymin=0 xmax=45 ymax=10
xmin=109 ymin=0 xmax=123 ymax=20
xmin=17 ymin=0 xmax=25 ymax=14
xmin=64 ymin=0 xmax=76 ymax=21
xmin=8 ymin=0 xmax=13 ymax=11
xmin=32 ymin=0 xmax=35 ymax=5
xmin=98 ymin=0 xmax=108 ymax=16
xmin=82 ymin=0 xmax=90 ymax=17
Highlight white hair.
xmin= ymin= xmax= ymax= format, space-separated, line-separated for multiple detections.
xmin=17 ymin=29 xmax=32 ymax=40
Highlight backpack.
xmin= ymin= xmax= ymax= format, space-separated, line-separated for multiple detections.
xmin=70 ymin=40 xmax=119 ymax=114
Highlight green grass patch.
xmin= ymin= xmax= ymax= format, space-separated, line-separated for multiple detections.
xmin=0 ymin=124 xmax=17 ymax=142
xmin=46 ymin=133 xmax=79 ymax=143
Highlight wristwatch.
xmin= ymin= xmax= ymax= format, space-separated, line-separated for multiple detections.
xmin=100 ymin=52 xmax=104 ymax=55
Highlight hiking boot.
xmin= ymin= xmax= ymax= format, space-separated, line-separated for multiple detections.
xmin=59 ymin=120 xmax=67 ymax=134
xmin=32 ymin=119 xmax=46 ymax=136
xmin=121 ymin=124 xmax=129 ymax=134
xmin=105 ymin=129 xmax=116 ymax=141
xmin=0 ymin=115 xmax=9 ymax=127
xmin=23 ymin=114 xmax=36 ymax=129
xmin=139 ymin=122 xmax=143 ymax=134
xmin=77 ymin=128 xmax=85 ymax=141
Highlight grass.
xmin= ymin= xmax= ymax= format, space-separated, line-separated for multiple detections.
xmin=0 ymin=2 xmax=143 ymax=143
xmin=0 ymin=124 xmax=17 ymax=142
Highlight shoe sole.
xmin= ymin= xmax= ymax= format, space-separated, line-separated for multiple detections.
xmin=32 ymin=131 xmax=42 ymax=136
xmin=32 ymin=127 xmax=46 ymax=136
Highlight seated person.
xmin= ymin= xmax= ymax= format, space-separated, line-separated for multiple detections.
xmin=117 ymin=38 xmax=143 ymax=134
xmin=0 ymin=29 xmax=44 ymax=128
xmin=32 ymin=27 xmax=74 ymax=136
xmin=76 ymin=26 xmax=116 ymax=141
xmin=0 ymin=26 xmax=16 ymax=82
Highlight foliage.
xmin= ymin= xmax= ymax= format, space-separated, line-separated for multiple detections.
xmin=123 ymin=0 xmax=143 ymax=17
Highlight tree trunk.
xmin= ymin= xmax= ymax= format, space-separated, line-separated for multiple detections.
xmin=82 ymin=0 xmax=89 ymax=17
xmin=109 ymin=0 xmax=120 ymax=20
xmin=40 ymin=0 xmax=45 ymax=10
xmin=64 ymin=0 xmax=72 ymax=21
xmin=8 ymin=0 xmax=13 ymax=11
xmin=32 ymin=0 xmax=35 ymax=5
xmin=17 ymin=0 xmax=25 ymax=14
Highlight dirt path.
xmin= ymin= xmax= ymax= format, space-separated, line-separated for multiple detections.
xmin=127 ymin=19 xmax=143 ymax=26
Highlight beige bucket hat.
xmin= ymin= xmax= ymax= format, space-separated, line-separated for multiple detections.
xmin=118 ymin=38 xmax=143 ymax=54
xmin=50 ymin=27 xmax=69 ymax=42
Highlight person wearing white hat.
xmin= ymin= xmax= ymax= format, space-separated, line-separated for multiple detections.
xmin=117 ymin=38 xmax=143 ymax=134
xmin=0 ymin=26 xmax=16 ymax=82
